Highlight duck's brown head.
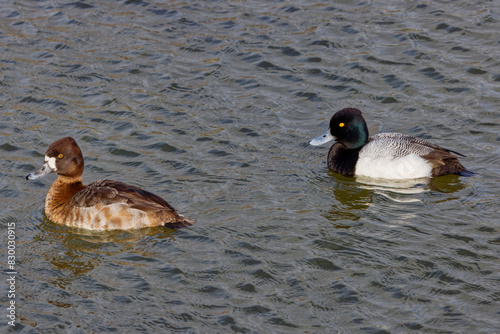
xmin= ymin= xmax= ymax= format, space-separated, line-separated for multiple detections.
xmin=26 ymin=137 xmax=84 ymax=180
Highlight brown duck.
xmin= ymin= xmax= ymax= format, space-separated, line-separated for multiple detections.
xmin=26 ymin=137 xmax=193 ymax=230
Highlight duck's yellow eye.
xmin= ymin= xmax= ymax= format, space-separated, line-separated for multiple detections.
xmin=58 ymin=154 xmax=64 ymax=159
xmin=339 ymin=122 xmax=345 ymax=128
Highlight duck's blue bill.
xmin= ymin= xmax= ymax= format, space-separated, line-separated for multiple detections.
xmin=309 ymin=129 xmax=335 ymax=146
xmin=26 ymin=162 xmax=54 ymax=180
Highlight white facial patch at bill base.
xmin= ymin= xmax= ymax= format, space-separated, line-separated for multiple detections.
xmin=45 ymin=155 xmax=57 ymax=171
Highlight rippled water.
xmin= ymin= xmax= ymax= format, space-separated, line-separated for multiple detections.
xmin=1 ymin=0 xmax=499 ymax=332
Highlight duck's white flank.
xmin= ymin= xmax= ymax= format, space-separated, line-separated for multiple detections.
xmin=355 ymin=153 xmax=432 ymax=179
xmin=353 ymin=133 xmax=438 ymax=179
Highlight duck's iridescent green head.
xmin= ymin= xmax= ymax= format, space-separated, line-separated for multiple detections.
xmin=310 ymin=108 xmax=369 ymax=149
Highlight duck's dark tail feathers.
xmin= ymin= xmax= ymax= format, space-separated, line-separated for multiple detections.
xmin=456 ymin=170 xmax=475 ymax=177
xmin=164 ymin=215 xmax=194 ymax=229
xmin=447 ymin=148 xmax=466 ymax=158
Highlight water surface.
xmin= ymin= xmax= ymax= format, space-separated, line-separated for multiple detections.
xmin=1 ymin=0 xmax=499 ymax=333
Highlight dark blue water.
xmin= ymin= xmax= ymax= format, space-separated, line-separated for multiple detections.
xmin=1 ymin=0 xmax=499 ymax=333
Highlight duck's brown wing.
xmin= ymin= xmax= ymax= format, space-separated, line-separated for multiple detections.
xmin=71 ymin=179 xmax=174 ymax=210
xmin=72 ymin=179 xmax=193 ymax=227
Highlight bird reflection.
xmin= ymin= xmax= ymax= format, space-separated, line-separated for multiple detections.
xmin=324 ymin=172 xmax=468 ymax=226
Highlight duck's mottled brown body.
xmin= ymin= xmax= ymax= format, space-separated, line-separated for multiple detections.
xmin=27 ymin=137 xmax=193 ymax=230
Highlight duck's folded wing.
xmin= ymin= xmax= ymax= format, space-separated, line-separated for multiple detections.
xmin=71 ymin=179 xmax=177 ymax=212
xmin=370 ymin=133 xmax=466 ymax=157
xmin=402 ymin=135 xmax=466 ymax=157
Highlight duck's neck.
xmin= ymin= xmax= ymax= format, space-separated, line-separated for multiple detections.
xmin=45 ymin=176 xmax=86 ymax=220
xmin=327 ymin=143 xmax=361 ymax=176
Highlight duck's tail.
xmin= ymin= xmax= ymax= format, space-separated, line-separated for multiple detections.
xmin=456 ymin=169 xmax=475 ymax=177
xmin=164 ymin=215 xmax=194 ymax=229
